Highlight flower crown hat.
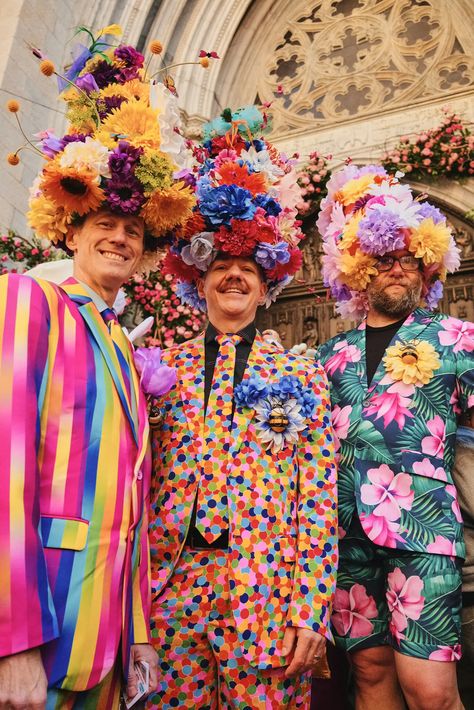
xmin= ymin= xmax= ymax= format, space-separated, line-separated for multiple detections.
xmin=161 ymin=105 xmax=305 ymax=311
xmin=317 ymin=164 xmax=461 ymax=320
xmin=7 ymin=25 xmax=217 ymax=271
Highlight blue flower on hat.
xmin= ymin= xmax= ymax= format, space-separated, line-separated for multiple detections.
xmin=199 ymin=185 xmax=256 ymax=226
xmin=255 ymin=241 xmax=290 ymax=270
xmin=255 ymin=194 xmax=282 ymax=216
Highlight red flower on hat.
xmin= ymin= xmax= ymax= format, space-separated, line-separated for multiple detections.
xmin=214 ymin=219 xmax=260 ymax=256
xmin=267 ymin=247 xmax=303 ymax=279
xmin=162 ymin=251 xmax=200 ymax=282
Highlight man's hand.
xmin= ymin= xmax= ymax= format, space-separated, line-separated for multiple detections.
xmin=281 ymin=627 xmax=326 ymax=678
xmin=0 ymin=648 xmax=47 ymax=709
xmin=126 ymin=643 xmax=158 ymax=700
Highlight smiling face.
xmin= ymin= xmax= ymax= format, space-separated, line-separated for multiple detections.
xmin=197 ymin=256 xmax=267 ymax=332
xmin=367 ymin=249 xmax=423 ymax=320
xmin=66 ymin=209 xmax=145 ymax=305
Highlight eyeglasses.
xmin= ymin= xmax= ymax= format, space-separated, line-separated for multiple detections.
xmin=376 ymin=255 xmax=421 ymax=272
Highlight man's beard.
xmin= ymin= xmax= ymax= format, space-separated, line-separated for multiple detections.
xmin=367 ymin=278 xmax=423 ymax=318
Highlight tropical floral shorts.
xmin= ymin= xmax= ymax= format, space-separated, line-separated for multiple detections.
xmin=332 ymin=517 xmax=462 ymax=661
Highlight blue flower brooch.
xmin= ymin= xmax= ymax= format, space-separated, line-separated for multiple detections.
xmin=234 ymin=374 xmax=317 ymax=452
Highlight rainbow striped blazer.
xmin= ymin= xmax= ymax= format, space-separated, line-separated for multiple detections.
xmin=0 ymin=274 xmax=151 ymax=691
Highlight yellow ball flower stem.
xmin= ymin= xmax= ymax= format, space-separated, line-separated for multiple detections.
xmin=11 ymin=114 xmax=43 ymax=157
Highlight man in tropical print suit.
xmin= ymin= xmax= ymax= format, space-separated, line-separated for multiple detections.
xmin=146 ymin=107 xmax=338 ymax=709
xmin=316 ymin=164 xmax=474 ymax=710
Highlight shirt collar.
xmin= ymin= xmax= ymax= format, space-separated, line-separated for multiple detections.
xmin=76 ymin=280 xmax=110 ymax=314
xmin=206 ymin=321 xmax=256 ymax=346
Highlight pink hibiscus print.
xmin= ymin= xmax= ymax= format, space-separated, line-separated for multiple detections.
xmin=332 ymin=404 xmax=351 ymax=451
xmin=412 ymin=458 xmax=447 ymax=481
xmin=325 ymin=340 xmax=362 ymax=376
xmin=386 ymin=568 xmax=424 ymax=634
xmin=421 ymin=416 xmax=445 ymax=458
xmin=438 ymin=318 xmax=474 ymax=353
xmin=365 ymin=382 xmax=414 ymax=429
xmin=426 ymin=535 xmax=456 ymax=557
xmin=332 ymin=584 xmax=378 ymax=638
xmin=429 ymin=644 xmax=462 ymax=662
xmin=361 ymin=464 xmax=414 ymax=521
xmin=449 ymin=382 xmax=462 ymax=415
xmin=360 ymin=512 xmax=404 ymax=547
xmin=389 ymin=618 xmax=405 ymax=645
xmin=446 ymin=484 xmax=463 ymax=523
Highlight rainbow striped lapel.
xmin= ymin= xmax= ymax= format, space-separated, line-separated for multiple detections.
xmin=61 ymin=280 xmax=138 ymax=444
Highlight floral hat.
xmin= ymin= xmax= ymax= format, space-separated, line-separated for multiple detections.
xmin=161 ymin=105 xmax=305 ymax=311
xmin=317 ymin=164 xmax=461 ymax=320
xmin=7 ymin=25 xmax=215 ymax=271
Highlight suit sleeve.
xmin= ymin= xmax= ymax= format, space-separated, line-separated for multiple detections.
xmin=130 ymin=446 xmax=152 ymax=644
xmin=455 ymin=331 xmax=474 ymax=413
xmin=286 ymin=362 xmax=338 ymax=640
xmin=0 ymin=274 xmax=59 ymax=656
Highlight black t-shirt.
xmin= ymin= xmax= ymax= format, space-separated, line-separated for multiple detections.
xmin=366 ymin=317 xmax=406 ymax=385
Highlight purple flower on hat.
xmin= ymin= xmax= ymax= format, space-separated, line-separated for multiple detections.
xmin=104 ymin=174 xmax=145 ymax=214
xmin=91 ymin=60 xmax=119 ymax=89
xmin=199 ymin=185 xmax=256 ymax=226
xmin=358 ymin=208 xmax=406 ymax=255
xmin=109 ymin=141 xmax=143 ymax=177
xmin=35 ymin=131 xmax=66 ymax=158
xmin=417 ymin=202 xmax=445 ymax=224
xmin=114 ymin=45 xmax=144 ymax=68
xmin=134 ymin=347 xmax=176 ymax=397
xmin=75 ymin=72 xmax=100 ymax=93
xmin=255 ymin=241 xmax=290 ymax=270
xmin=425 ymin=280 xmax=444 ymax=309
xmin=99 ymin=95 xmax=126 ymax=120
xmin=174 ymin=168 xmax=196 ymax=188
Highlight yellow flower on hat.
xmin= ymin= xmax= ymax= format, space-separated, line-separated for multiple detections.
xmin=96 ymin=99 xmax=161 ymax=149
xmin=98 ymin=24 xmax=122 ymax=37
xmin=28 ymin=194 xmax=72 ymax=243
xmin=339 ymin=210 xmax=363 ymax=250
xmin=99 ymin=79 xmax=149 ymax=102
xmin=409 ymin=218 xmax=451 ymax=265
xmin=141 ymin=182 xmax=196 ymax=236
xmin=40 ymin=160 xmax=105 ymax=215
xmin=384 ymin=339 xmax=441 ymax=386
xmin=336 ymin=174 xmax=376 ymax=207
xmin=339 ymin=249 xmax=378 ymax=290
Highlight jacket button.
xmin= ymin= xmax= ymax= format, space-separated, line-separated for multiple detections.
xmin=362 ymin=398 xmax=371 ymax=407
xmin=136 ymin=471 xmax=143 ymax=480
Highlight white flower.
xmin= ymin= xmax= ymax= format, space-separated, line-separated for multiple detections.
xmin=239 ymin=147 xmax=284 ymax=181
xmin=59 ymin=137 xmax=111 ymax=180
xmin=149 ymin=81 xmax=186 ymax=165
xmin=181 ymin=232 xmax=215 ymax=269
xmin=254 ymin=395 xmax=306 ymax=453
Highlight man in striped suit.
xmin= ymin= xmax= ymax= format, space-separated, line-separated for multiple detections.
xmin=0 ymin=24 xmax=196 ymax=709
xmin=0 ymin=209 xmax=158 ymax=709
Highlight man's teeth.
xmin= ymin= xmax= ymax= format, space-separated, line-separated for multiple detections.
xmin=102 ymin=251 xmax=126 ymax=262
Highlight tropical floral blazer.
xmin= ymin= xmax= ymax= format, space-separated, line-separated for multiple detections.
xmin=317 ymin=308 xmax=474 ymax=558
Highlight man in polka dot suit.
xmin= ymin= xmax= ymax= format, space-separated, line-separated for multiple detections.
xmin=146 ymin=253 xmax=338 ymax=709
